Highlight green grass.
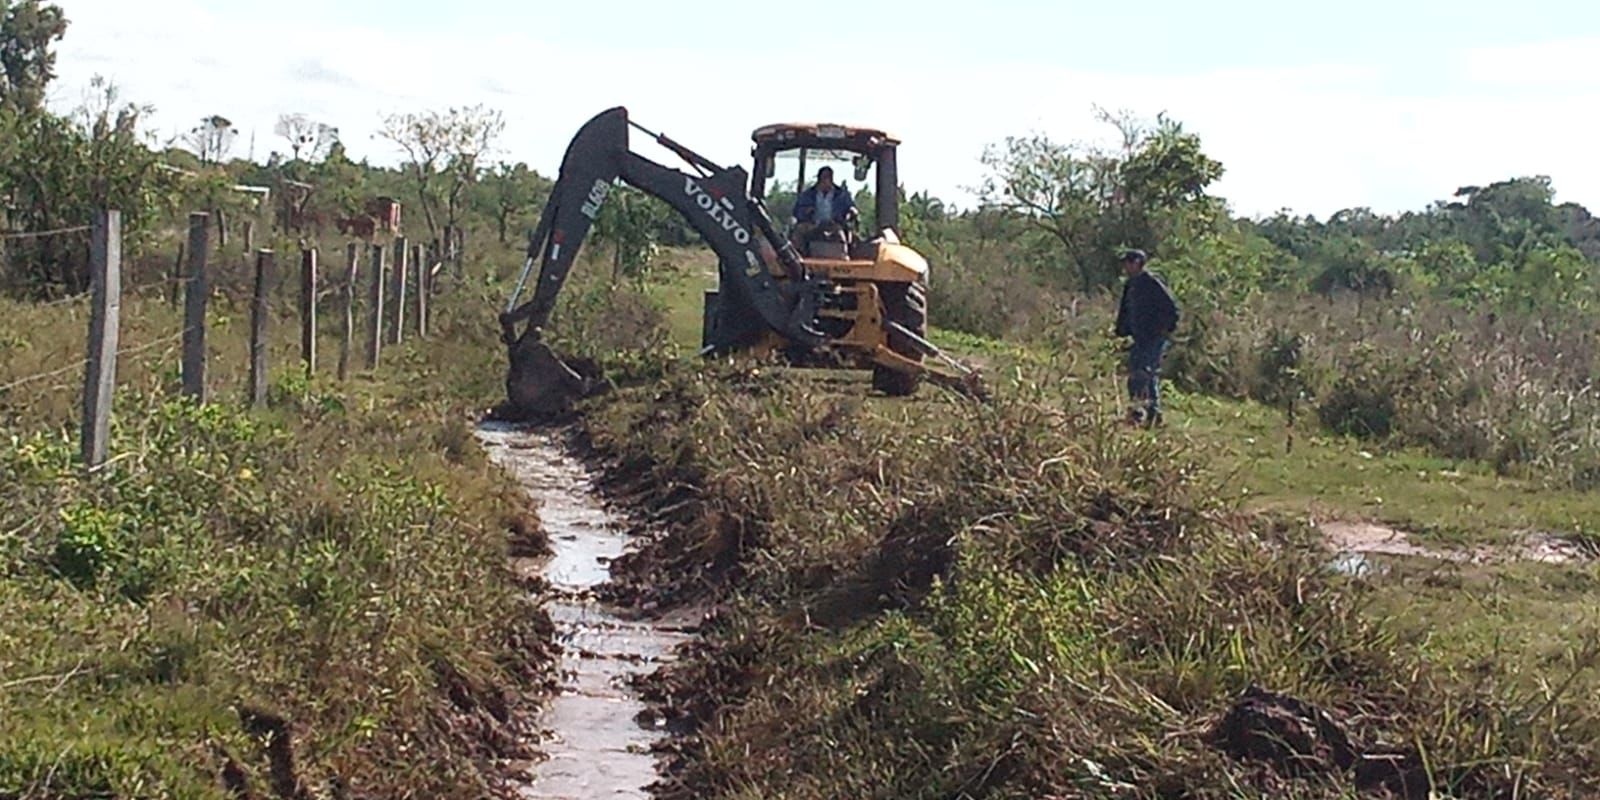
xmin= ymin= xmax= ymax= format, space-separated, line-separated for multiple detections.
xmin=1167 ymin=391 xmax=1600 ymax=548
xmin=0 ymin=249 xmax=541 ymax=797
xmin=637 ymin=257 xmax=1600 ymax=550
xmin=643 ymin=250 xmax=718 ymax=354
xmin=576 ymin=359 xmax=1600 ymax=798
xmin=570 ymin=254 xmax=1600 ymax=798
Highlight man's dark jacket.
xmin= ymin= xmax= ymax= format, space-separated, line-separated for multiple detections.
xmin=1115 ymin=270 xmax=1180 ymax=342
xmin=793 ymin=184 xmax=855 ymax=225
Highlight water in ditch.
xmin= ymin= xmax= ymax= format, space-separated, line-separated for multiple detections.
xmin=478 ymin=423 xmax=694 ymax=799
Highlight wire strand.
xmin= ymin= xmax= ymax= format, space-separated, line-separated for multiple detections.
xmin=0 ymin=328 xmax=189 ymax=395
xmin=0 ymin=225 xmax=91 ymax=241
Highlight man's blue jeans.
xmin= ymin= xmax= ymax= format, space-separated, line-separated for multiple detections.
xmin=1127 ymin=337 xmax=1169 ymax=421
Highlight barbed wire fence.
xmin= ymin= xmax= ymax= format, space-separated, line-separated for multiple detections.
xmin=0 ymin=210 xmax=445 ymax=470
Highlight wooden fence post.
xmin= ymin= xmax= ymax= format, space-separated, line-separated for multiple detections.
xmin=168 ymin=242 xmax=184 ymax=308
xmin=412 ymin=242 xmax=426 ymax=338
xmin=81 ymin=210 xmax=121 ymax=469
xmin=390 ymin=236 xmax=407 ymax=346
xmin=430 ymin=242 xmax=444 ymax=295
xmin=300 ymin=248 xmax=318 ymax=375
xmin=366 ymin=243 xmax=385 ymax=369
xmin=248 ymin=249 xmax=273 ymax=408
xmin=441 ymin=226 xmax=454 ymax=277
xmin=181 ymin=212 xmax=210 ymax=401
xmin=243 ymin=219 xmax=255 ymax=251
xmin=338 ymin=243 xmax=358 ymax=381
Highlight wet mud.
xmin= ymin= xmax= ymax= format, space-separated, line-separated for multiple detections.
xmin=479 ymin=423 xmax=695 ymax=799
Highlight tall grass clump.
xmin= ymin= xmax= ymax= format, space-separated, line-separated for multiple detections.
xmin=577 ymin=360 xmax=1600 ymax=799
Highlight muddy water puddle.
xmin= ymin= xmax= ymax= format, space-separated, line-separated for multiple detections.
xmin=1320 ymin=519 xmax=1588 ymax=576
xmin=479 ymin=423 xmax=694 ymax=799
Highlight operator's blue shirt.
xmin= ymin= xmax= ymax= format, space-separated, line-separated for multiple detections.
xmin=794 ymin=184 xmax=855 ymax=225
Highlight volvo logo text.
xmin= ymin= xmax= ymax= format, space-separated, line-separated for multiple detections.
xmin=683 ymin=179 xmax=752 ymax=245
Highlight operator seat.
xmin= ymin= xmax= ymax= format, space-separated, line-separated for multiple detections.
xmin=807 ymin=233 xmax=849 ymax=260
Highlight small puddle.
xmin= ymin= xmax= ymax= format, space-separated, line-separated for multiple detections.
xmin=478 ymin=422 xmax=694 ymax=799
xmin=1320 ymin=519 xmax=1588 ymax=571
xmin=1328 ymin=551 xmax=1383 ymax=578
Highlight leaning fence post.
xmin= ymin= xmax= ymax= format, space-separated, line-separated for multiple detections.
xmin=181 ymin=212 xmax=210 ymax=401
xmin=366 ymin=242 xmax=385 ymax=369
xmin=249 ymin=249 xmax=273 ymax=408
xmin=412 ymin=242 xmax=427 ymax=338
xmin=428 ymin=241 xmax=444 ymax=296
xmin=82 ymin=210 xmax=121 ymax=469
xmin=430 ymin=238 xmax=441 ymax=285
xmin=300 ymin=248 xmax=318 ymax=375
xmin=338 ymin=243 xmax=358 ymax=381
xmin=390 ymin=236 xmax=407 ymax=346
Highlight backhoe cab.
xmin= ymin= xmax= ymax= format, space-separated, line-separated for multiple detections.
xmin=721 ymin=122 xmax=931 ymax=395
xmin=499 ymin=107 xmax=975 ymax=417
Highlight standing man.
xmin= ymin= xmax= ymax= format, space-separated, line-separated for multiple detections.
xmin=1114 ymin=249 xmax=1180 ymax=427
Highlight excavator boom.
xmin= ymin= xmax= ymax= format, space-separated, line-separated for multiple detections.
xmin=499 ymin=107 xmax=829 ymax=415
xmin=498 ymin=106 xmax=984 ymax=416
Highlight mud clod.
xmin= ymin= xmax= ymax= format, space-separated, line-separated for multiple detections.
xmin=1211 ymin=686 xmax=1438 ymax=798
xmin=1212 ymin=685 xmax=1358 ymax=774
xmin=237 ymin=706 xmax=308 ymax=800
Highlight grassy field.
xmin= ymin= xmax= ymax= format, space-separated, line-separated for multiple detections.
xmin=0 ymin=240 xmax=547 ymax=798
xmin=644 ymin=257 xmax=1600 ymax=552
xmin=560 ymin=253 xmax=1600 ymax=798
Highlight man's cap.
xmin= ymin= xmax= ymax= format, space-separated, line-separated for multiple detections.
xmin=1119 ymin=249 xmax=1148 ymax=263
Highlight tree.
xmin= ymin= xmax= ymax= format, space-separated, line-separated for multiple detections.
xmin=980 ymin=111 xmax=1223 ymax=292
xmin=378 ymin=105 xmax=504 ymax=243
xmin=274 ymin=112 xmax=337 ymax=162
xmin=0 ymin=76 xmax=176 ymax=294
xmin=0 ymin=0 xmax=66 ymax=112
xmin=593 ymin=185 xmax=668 ymax=282
xmin=475 ymin=161 xmax=547 ymax=244
xmin=1118 ymin=116 xmax=1223 ymax=209
xmin=979 ymin=133 xmax=1112 ymax=291
xmin=1446 ymin=177 xmax=1565 ymax=264
xmin=184 ymin=114 xmax=236 ymax=165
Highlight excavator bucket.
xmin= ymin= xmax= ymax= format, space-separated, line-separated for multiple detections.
xmin=505 ymin=337 xmax=591 ymax=417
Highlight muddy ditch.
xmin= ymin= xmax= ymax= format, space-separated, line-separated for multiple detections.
xmin=478 ymin=422 xmax=700 ymax=798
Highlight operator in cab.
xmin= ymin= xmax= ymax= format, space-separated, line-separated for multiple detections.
xmin=793 ymin=166 xmax=855 ymax=227
xmin=791 ymin=167 xmax=856 ymax=255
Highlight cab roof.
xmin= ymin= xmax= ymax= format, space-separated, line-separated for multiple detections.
xmin=751 ymin=122 xmax=900 ymax=150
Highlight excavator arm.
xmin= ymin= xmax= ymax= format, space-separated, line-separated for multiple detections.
xmin=501 ymin=108 xmax=825 ymax=347
xmin=497 ymin=107 xmax=834 ymax=415
xmin=496 ymin=107 xmax=985 ymax=416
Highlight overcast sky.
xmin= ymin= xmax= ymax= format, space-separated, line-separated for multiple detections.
xmin=45 ymin=0 xmax=1600 ymax=218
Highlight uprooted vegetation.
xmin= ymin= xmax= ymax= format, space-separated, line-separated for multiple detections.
xmin=573 ymin=359 xmax=1600 ymax=799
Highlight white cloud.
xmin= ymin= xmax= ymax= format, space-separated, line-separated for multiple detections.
xmin=45 ymin=0 xmax=1600 ymax=219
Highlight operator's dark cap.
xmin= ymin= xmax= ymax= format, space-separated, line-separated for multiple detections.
xmin=1120 ymin=249 xmax=1148 ymax=263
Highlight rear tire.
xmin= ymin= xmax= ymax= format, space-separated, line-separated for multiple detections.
xmin=872 ymin=280 xmax=927 ymax=397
